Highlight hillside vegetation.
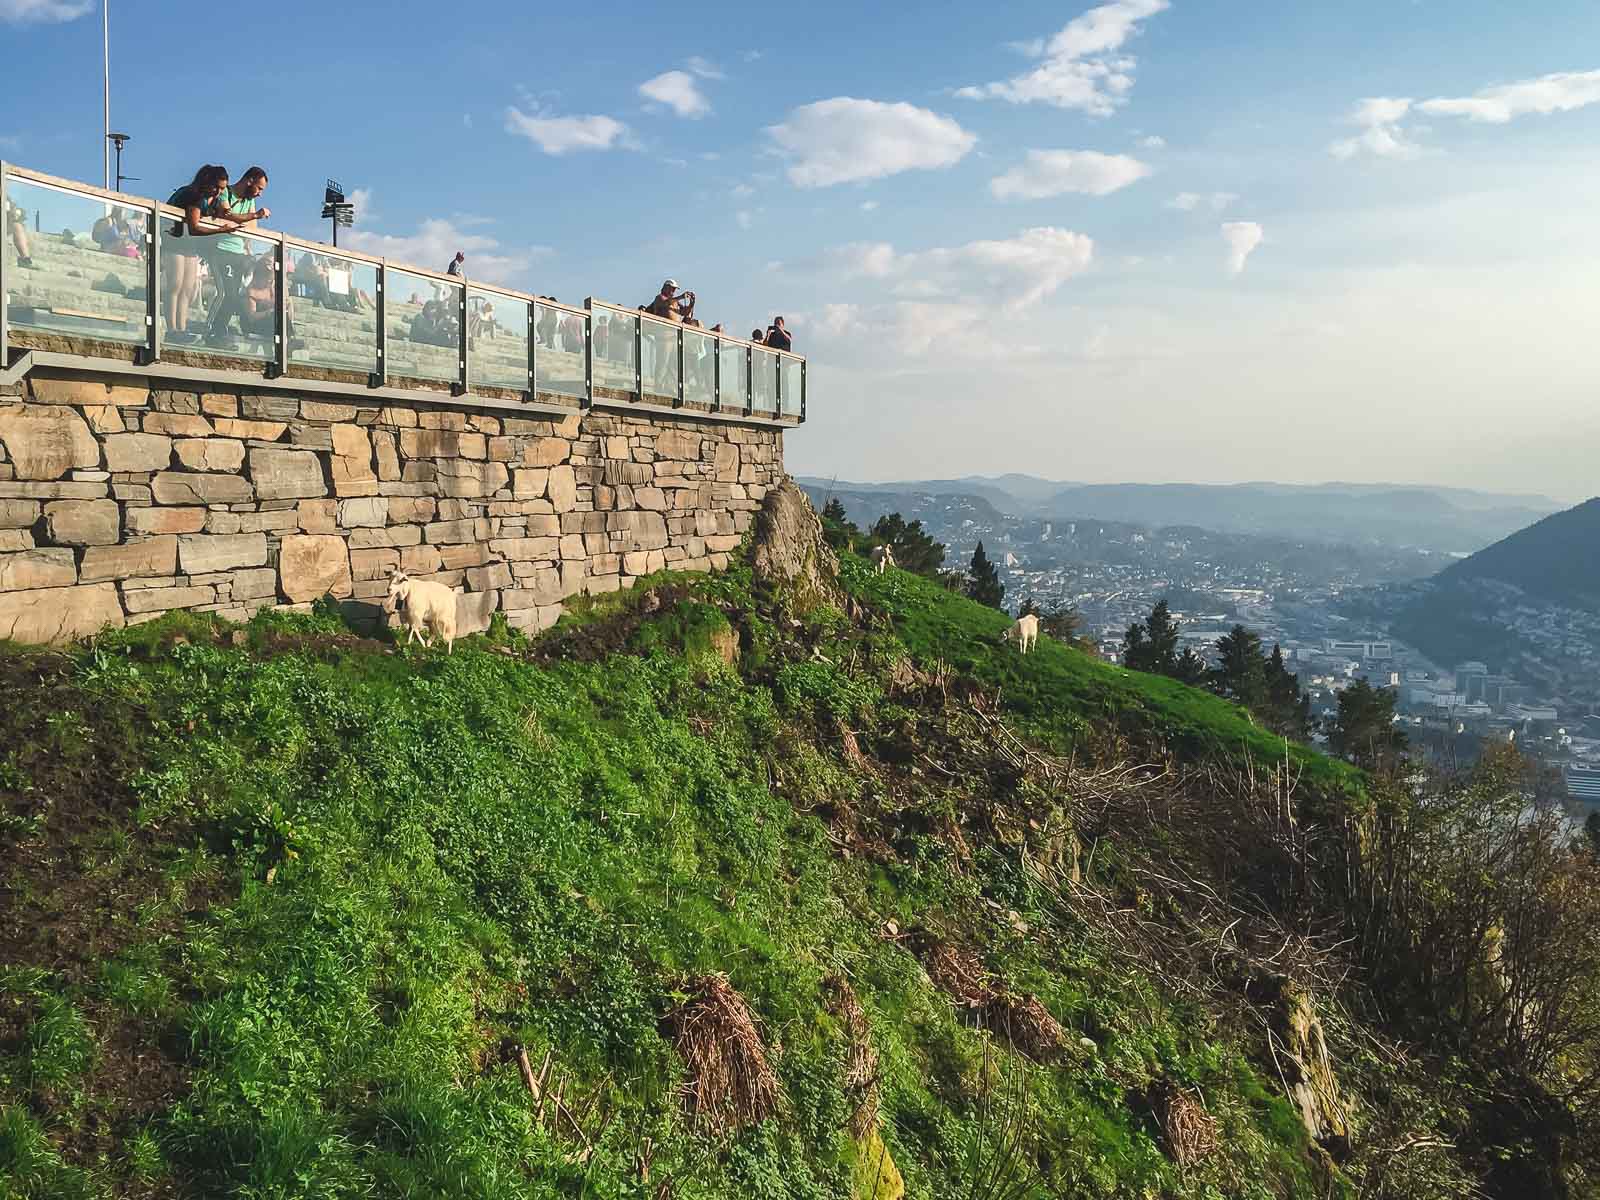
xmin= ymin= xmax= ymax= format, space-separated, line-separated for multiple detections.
xmin=1 ymin=490 xmax=1593 ymax=1200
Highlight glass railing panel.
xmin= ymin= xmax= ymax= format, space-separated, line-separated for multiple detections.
xmin=683 ymin=329 xmax=715 ymax=407
xmin=534 ymin=303 xmax=586 ymax=400
xmin=385 ymin=269 xmax=461 ymax=384
xmin=164 ymin=226 xmax=276 ymax=361
xmin=468 ymin=287 xmax=529 ymax=391
xmin=591 ymin=308 xmax=637 ymax=395
xmin=286 ymin=246 xmax=377 ymax=374
xmin=718 ymin=339 xmax=747 ymax=410
xmin=752 ymin=347 xmax=779 ymax=414
xmin=3 ymin=177 xmax=148 ymax=345
xmin=780 ymin=356 xmax=803 ymax=417
xmin=639 ymin=316 xmax=679 ymax=403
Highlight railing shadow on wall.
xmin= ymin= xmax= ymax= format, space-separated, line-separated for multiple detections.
xmin=0 ymin=162 xmax=805 ymax=426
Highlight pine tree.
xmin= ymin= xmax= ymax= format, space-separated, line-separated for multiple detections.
xmin=1264 ymin=644 xmax=1312 ymax=740
xmin=820 ymin=497 xmax=858 ymax=552
xmin=869 ymin=513 xmax=946 ymax=577
xmin=966 ymin=542 xmax=1005 ymax=609
xmin=1122 ymin=600 xmax=1196 ymax=681
xmin=1328 ymin=679 xmax=1407 ymax=770
xmin=1212 ymin=625 xmax=1268 ymax=710
xmin=1144 ymin=600 xmax=1182 ymax=669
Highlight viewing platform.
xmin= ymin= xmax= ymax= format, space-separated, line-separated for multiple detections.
xmin=1 ymin=162 xmax=806 ymax=425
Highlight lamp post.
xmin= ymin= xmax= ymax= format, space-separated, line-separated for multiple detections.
xmin=321 ymin=179 xmax=354 ymax=247
xmin=106 ymin=132 xmax=134 ymax=193
xmin=102 ymin=1 xmax=110 ymax=189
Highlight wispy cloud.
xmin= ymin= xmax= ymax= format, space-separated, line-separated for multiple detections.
xmin=766 ymin=98 xmax=976 ymax=188
xmin=1167 ymin=191 xmax=1237 ymax=212
xmin=639 ymin=70 xmax=712 ymax=119
xmin=1417 ymin=69 xmax=1600 ymax=123
xmin=685 ymin=56 xmax=724 ymax=80
xmin=1330 ymin=96 xmax=1419 ymax=160
xmin=991 ymin=149 xmax=1151 ymax=200
xmin=1221 ymin=221 xmax=1264 ymax=275
xmin=955 ymin=0 xmax=1169 ymax=116
xmin=0 ymin=0 xmax=92 ymax=23
xmin=1137 ymin=134 xmax=1166 ymax=149
xmin=818 ymin=227 xmax=1095 ymax=310
xmin=504 ymin=107 xmax=631 ymax=155
xmin=344 ymin=218 xmax=549 ymax=288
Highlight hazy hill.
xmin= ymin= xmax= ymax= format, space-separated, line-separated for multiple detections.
xmin=1435 ymin=496 xmax=1600 ymax=607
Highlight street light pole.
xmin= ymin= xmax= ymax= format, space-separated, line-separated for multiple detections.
xmin=102 ymin=1 xmax=110 ymax=189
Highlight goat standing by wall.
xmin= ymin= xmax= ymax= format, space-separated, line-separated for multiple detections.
xmin=384 ymin=569 xmax=460 ymax=652
xmin=1001 ymin=613 xmax=1039 ymax=655
xmin=870 ymin=544 xmax=896 ymax=576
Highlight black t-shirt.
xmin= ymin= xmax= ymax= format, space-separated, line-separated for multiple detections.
xmin=765 ymin=327 xmax=792 ymax=351
xmin=166 ymin=185 xmax=215 ymax=237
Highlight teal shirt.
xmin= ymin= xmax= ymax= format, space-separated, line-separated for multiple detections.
xmin=213 ymin=187 xmax=255 ymax=255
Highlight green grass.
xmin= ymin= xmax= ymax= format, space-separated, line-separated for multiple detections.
xmin=0 ymin=559 xmax=1358 ymax=1199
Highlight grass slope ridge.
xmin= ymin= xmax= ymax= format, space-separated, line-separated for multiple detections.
xmin=0 ymin=535 xmax=1444 ymax=1200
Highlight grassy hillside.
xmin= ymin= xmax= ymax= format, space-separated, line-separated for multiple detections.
xmin=0 ymin=539 xmax=1491 ymax=1200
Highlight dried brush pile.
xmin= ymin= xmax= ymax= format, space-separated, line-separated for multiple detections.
xmin=1149 ymin=1079 xmax=1220 ymax=1167
xmin=822 ymin=974 xmax=881 ymax=1137
xmin=981 ymin=992 xmax=1067 ymax=1064
xmin=911 ymin=932 xmax=1068 ymax=1064
xmin=665 ymin=974 xmax=783 ymax=1136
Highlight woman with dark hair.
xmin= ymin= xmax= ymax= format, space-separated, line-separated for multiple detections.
xmin=162 ymin=164 xmax=229 ymax=343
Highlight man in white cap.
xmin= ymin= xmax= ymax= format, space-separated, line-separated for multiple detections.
xmin=647 ymin=279 xmax=681 ymax=319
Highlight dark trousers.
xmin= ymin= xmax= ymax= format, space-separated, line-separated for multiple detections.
xmin=206 ymin=250 xmax=252 ymax=337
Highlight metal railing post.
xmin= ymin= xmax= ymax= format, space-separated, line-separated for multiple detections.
xmin=675 ymin=325 xmax=685 ymax=407
xmin=800 ymin=359 xmax=807 ymax=423
xmin=744 ymin=346 xmax=753 ymax=416
xmin=142 ymin=203 xmax=161 ymax=364
xmin=527 ymin=300 xmax=537 ymax=402
xmin=712 ymin=335 xmax=721 ymax=414
xmin=266 ymin=234 xmax=288 ymax=378
xmin=455 ymin=284 xmax=468 ymax=396
xmin=582 ymin=304 xmax=593 ymax=408
xmin=1 ymin=162 xmax=11 ymax=369
xmin=369 ymin=262 xmax=387 ymax=388
xmin=774 ymin=351 xmax=782 ymax=415
xmin=633 ymin=312 xmax=642 ymax=401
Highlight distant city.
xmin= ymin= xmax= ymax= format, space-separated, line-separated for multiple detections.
xmin=802 ymin=476 xmax=1600 ymax=816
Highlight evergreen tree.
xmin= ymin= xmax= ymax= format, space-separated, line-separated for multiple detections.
xmin=869 ymin=513 xmax=946 ymax=577
xmin=1211 ymin=625 xmax=1268 ymax=710
xmin=1173 ymin=647 xmax=1209 ymax=686
xmin=1264 ymin=644 xmax=1313 ymax=740
xmin=966 ymin=541 xmax=1005 ymax=609
xmin=1123 ymin=600 xmax=1183 ymax=675
xmin=1327 ymin=679 xmax=1407 ymax=770
xmin=819 ymin=497 xmax=858 ymax=552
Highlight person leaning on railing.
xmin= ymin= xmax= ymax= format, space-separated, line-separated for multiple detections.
xmin=162 ymin=163 xmax=230 ymax=343
xmin=204 ymin=166 xmax=272 ymax=349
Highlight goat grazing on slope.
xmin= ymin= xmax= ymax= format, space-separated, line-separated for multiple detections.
xmin=1001 ymin=613 xmax=1039 ymax=655
xmin=870 ymin=544 xmax=896 ymax=575
xmin=384 ymin=568 xmax=459 ymax=652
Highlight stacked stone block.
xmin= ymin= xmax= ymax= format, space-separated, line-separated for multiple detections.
xmin=0 ymin=371 xmax=782 ymax=643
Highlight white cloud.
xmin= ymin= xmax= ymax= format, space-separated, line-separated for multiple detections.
xmin=766 ymin=98 xmax=976 ymax=188
xmin=860 ymin=200 xmax=879 ymax=212
xmin=0 ymin=0 xmax=91 ymax=21
xmin=820 ymin=227 xmax=1094 ymax=310
xmin=956 ymin=0 xmax=1168 ymax=116
xmin=685 ymin=56 xmax=724 ymax=80
xmin=1417 ymin=69 xmax=1600 ymax=123
xmin=1329 ymin=96 xmax=1420 ymax=160
xmin=504 ymin=107 xmax=630 ymax=155
xmin=639 ymin=70 xmax=711 ymax=119
xmin=1221 ymin=221 xmax=1264 ymax=275
xmin=343 ymin=218 xmax=548 ymax=288
xmin=1138 ymin=134 xmax=1166 ymax=149
xmin=990 ymin=149 xmax=1151 ymax=200
xmin=1167 ymin=191 xmax=1237 ymax=212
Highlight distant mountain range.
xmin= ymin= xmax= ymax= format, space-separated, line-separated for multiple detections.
xmin=798 ymin=476 xmax=1559 ymax=555
xmin=1376 ymin=498 xmax=1600 ymax=700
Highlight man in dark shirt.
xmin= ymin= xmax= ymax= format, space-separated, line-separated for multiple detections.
xmin=764 ymin=316 xmax=793 ymax=351
xmin=445 ymin=251 xmax=465 ymax=277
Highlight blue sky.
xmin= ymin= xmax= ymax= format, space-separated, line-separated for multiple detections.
xmin=5 ymin=0 xmax=1600 ymax=499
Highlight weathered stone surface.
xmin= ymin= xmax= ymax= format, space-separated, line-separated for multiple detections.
xmin=0 ymin=548 xmax=77 ymax=590
xmin=242 ymin=395 xmax=300 ymax=421
xmin=373 ymin=431 xmax=401 ymax=481
xmin=43 ymin=499 xmax=120 ymax=546
xmin=523 ymin=437 xmax=569 ymax=468
xmin=79 ymin=536 xmax=178 ymax=583
xmin=400 ymin=429 xmax=485 ymax=459
xmin=435 ymin=459 xmax=508 ymax=499
xmin=339 ymin=497 xmax=388 ymax=528
xmin=303 ymin=401 xmax=358 ymax=423
xmin=200 ymin=393 xmax=238 ymax=417
xmin=151 ymin=472 xmax=253 ymax=505
xmin=174 ymin=438 xmax=246 ymax=472
xmin=250 ymin=448 xmax=326 ymax=500
xmin=0 ymin=583 xmax=125 ymax=642
xmin=122 ymin=506 xmax=203 ymax=536
xmin=425 ymin=518 xmax=487 ymax=545
xmin=656 ymin=429 xmax=702 ymax=460
xmin=400 ymin=544 xmax=443 ymax=575
xmin=456 ymin=589 xmax=497 ymax=636
xmin=122 ymin=584 xmax=214 ymax=614
xmin=296 ymin=499 xmax=340 ymax=533
xmin=351 ymin=548 xmax=401 ymax=581
xmin=279 ymin=534 xmax=352 ymax=602
xmin=229 ymin=567 xmax=278 ymax=600
xmin=513 ymin=468 xmax=548 ymax=499
xmin=178 ymin=533 xmax=268 ymax=575
xmin=0 ymin=407 xmax=99 ymax=480
xmin=0 ymin=500 xmax=39 ymax=529
xmin=81 ymin=405 xmax=126 ymax=434
xmin=546 ymin=465 xmax=577 ymax=510
xmin=467 ymin=562 xmax=513 ymax=591
xmin=102 ymin=433 xmax=172 ymax=473
xmin=29 ymin=378 xmax=148 ymax=408
xmin=143 ymin=413 xmax=214 ymax=436
xmin=212 ymin=418 xmax=288 ymax=441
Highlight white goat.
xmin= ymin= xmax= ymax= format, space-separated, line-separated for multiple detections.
xmin=1001 ymin=613 xmax=1039 ymax=655
xmin=384 ymin=569 xmax=459 ymax=652
xmin=870 ymin=544 xmax=896 ymax=575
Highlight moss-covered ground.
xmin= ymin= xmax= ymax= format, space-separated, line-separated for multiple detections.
xmin=1 ymin=552 xmax=1359 ymax=1198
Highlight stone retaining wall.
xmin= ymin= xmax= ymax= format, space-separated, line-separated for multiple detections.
xmin=0 ymin=370 xmax=782 ymax=643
